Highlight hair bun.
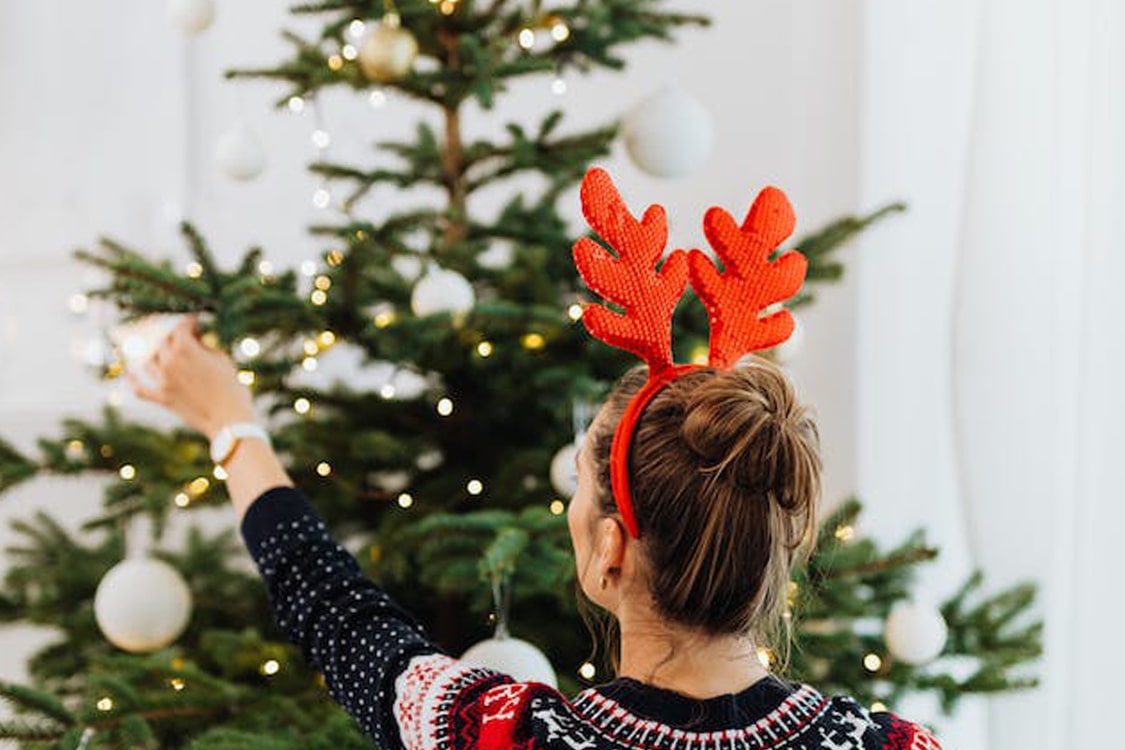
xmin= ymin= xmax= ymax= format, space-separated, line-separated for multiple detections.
xmin=681 ymin=364 xmax=820 ymax=514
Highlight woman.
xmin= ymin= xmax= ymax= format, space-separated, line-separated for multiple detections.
xmin=129 ymin=314 xmax=941 ymax=750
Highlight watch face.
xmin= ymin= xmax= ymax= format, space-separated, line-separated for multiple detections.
xmin=211 ymin=430 xmax=232 ymax=464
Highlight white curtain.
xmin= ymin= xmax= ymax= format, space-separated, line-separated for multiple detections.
xmin=859 ymin=1 xmax=1125 ymax=749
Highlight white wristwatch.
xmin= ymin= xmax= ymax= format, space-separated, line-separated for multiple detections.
xmin=210 ymin=422 xmax=271 ymax=467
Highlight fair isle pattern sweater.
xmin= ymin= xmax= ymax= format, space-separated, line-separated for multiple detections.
xmin=240 ymin=486 xmax=943 ymax=750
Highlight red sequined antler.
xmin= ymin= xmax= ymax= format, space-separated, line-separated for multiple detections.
xmin=573 ymin=168 xmax=689 ymax=377
xmin=688 ymin=186 xmax=807 ymax=368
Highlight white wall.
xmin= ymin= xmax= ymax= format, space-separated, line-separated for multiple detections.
xmin=0 ymin=0 xmax=868 ymax=719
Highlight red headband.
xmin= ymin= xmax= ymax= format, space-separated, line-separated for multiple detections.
xmin=572 ymin=168 xmax=807 ymax=538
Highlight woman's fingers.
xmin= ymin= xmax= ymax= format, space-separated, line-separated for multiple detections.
xmin=126 ymin=367 xmax=166 ymax=405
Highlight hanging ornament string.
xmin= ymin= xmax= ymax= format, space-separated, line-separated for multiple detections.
xmin=489 ymin=571 xmax=512 ymax=639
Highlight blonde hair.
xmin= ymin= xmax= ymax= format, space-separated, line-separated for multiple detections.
xmin=582 ymin=356 xmax=821 ymax=674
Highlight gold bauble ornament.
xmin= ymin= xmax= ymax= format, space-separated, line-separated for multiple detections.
xmin=359 ymin=15 xmax=418 ymax=82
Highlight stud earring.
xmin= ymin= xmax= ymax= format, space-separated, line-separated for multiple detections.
xmin=599 ymin=575 xmax=608 ymax=590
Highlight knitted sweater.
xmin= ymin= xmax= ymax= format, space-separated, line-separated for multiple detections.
xmin=240 ymin=485 xmax=942 ymax=750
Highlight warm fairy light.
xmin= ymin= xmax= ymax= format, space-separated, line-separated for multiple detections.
xmin=835 ymin=524 xmax=854 ymax=541
xmin=517 ymin=28 xmax=536 ymax=49
xmin=239 ymin=338 xmax=261 ymax=358
xmin=169 ymin=677 xmax=186 ymax=691
xmin=213 ymin=464 xmax=229 ymax=481
xmin=119 ymin=464 xmax=136 ymax=480
xmin=863 ymin=653 xmax=883 ymax=672
xmin=238 ymin=369 xmax=256 ymax=386
xmin=380 ymin=383 xmax=397 ymax=399
xmin=294 ymin=397 xmax=312 ymax=415
xmin=100 ymin=444 xmax=114 ymax=458
xmin=185 ymin=261 xmax=203 ymax=278
xmin=287 ymin=96 xmax=305 ymax=113
xmin=313 ymin=188 xmax=332 ymax=209
xmin=551 ymin=76 xmax=567 ymax=96
xmin=567 ymin=303 xmax=583 ymax=321
xmin=327 ymin=250 xmax=345 ymax=266
xmin=578 ymin=662 xmax=596 ymax=680
xmin=436 ymin=397 xmax=454 ymax=416
xmin=260 ymin=659 xmax=280 ymax=676
xmin=96 ymin=696 xmax=114 ymax=712
xmin=65 ymin=439 xmax=85 ymax=459
xmin=311 ymin=289 xmax=328 ymax=305
xmin=316 ymin=461 xmax=332 ymax=477
xmin=397 ymin=492 xmax=414 ymax=508
xmin=549 ymin=499 xmax=565 ymax=515
xmin=690 ymin=344 xmax=709 ymax=365
xmin=373 ymin=308 xmax=396 ymax=328
xmin=327 ymin=54 xmax=344 ymax=71
xmin=258 ymin=260 xmax=274 ymax=275
xmin=302 ymin=357 xmax=318 ymax=372
xmin=174 ymin=492 xmax=190 ymax=508
xmin=466 ymin=479 xmax=483 ymax=496
xmin=303 ymin=339 xmax=320 ymax=356
xmin=317 ymin=330 xmax=337 ymax=348
xmin=301 ymin=260 xmax=318 ymax=277
xmin=188 ymin=476 xmax=210 ymax=495
xmin=521 ymin=332 xmax=546 ymax=350
xmin=551 ymin=21 xmax=570 ymax=42
xmin=315 ymin=275 xmax=332 ymax=291
xmin=68 ymin=293 xmax=89 ymax=314
xmin=440 ymin=1 xmax=456 ymax=14
xmin=348 ymin=19 xmax=366 ymax=37
xmin=342 ymin=44 xmax=358 ymax=60
xmin=476 ymin=341 xmax=493 ymax=357
xmin=369 ymin=90 xmax=387 ymax=108
xmin=311 ymin=129 xmax=332 ymax=149
xmin=870 ymin=701 xmax=888 ymax=712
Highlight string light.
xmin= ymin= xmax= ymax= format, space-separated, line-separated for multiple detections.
xmin=68 ymin=293 xmax=89 ymax=314
xmin=65 ymin=440 xmax=85 ymax=461
xmin=863 ymin=653 xmax=883 ymax=672
xmin=870 ymin=701 xmax=888 ymax=712
xmin=436 ymin=397 xmax=454 ymax=416
xmin=174 ymin=492 xmax=191 ymax=508
xmin=517 ymin=28 xmax=536 ymax=49
xmin=302 ymin=357 xmax=318 ymax=372
xmin=238 ymin=370 xmax=256 ymax=386
xmin=239 ymin=338 xmax=261 ymax=358
xmin=476 ymin=341 xmax=493 ymax=357
xmin=380 ymin=383 xmax=397 ymax=399
xmin=578 ymin=662 xmax=596 ymax=680
xmin=317 ymin=330 xmax=337 ymax=348
xmin=567 ymin=304 xmax=584 ymax=321
xmin=213 ymin=464 xmax=229 ymax=481
xmin=287 ymin=96 xmax=305 ymax=113
xmin=835 ymin=524 xmax=855 ymax=541
xmin=188 ymin=476 xmax=210 ymax=495
xmin=326 ymin=249 xmax=345 ymax=266
xmin=260 ymin=659 xmax=281 ymax=676
xmin=314 ymin=275 xmax=332 ymax=291
xmin=466 ymin=479 xmax=483 ymax=496
xmin=258 ymin=260 xmax=274 ymax=275
xmin=311 ymin=289 xmax=328 ymax=305
xmin=347 ymin=19 xmax=367 ymax=38
xmin=550 ymin=20 xmax=570 ymax=42
xmin=316 ymin=461 xmax=332 ymax=477
xmin=294 ymin=397 xmax=312 ymax=415
xmin=521 ymin=332 xmax=546 ymax=350
xmin=96 ymin=697 xmax=114 ymax=712
xmin=119 ymin=464 xmax=136 ymax=480
xmin=185 ymin=262 xmax=203 ymax=278
xmin=169 ymin=677 xmax=186 ymax=691
xmin=303 ymin=339 xmax=320 ymax=356
xmin=327 ymin=54 xmax=344 ymax=71
xmin=397 ymin=492 xmax=414 ymax=508
xmin=373 ymin=307 xmax=396 ymax=328
xmin=100 ymin=444 xmax=114 ymax=458
xmin=549 ymin=499 xmax=565 ymax=515
xmin=690 ymin=343 xmax=709 ymax=365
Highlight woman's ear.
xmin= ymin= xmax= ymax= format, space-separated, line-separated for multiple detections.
xmin=597 ymin=516 xmax=628 ymax=578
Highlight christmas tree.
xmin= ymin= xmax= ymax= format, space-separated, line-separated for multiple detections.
xmin=0 ymin=1 xmax=1041 ymax=747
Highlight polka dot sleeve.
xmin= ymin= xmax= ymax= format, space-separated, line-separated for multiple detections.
xmin=240 ymin=485 xmax=443 ymax=750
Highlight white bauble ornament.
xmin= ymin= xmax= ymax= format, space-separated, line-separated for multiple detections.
xmin=359 ymin=18 xmax=419 ymax=82
xmin=216 ymin=122 xmax=266 ymax=182
xmin=477 ymin=242 xmax=514 ymax=270
xmin=462 ymin=636 xmax=557 ymax=687
xmin=94 ymin=557 xmax=192 ymax=653
xmin=884 ymin=600 xmax=948 ymax=665
xmin=167 ymin=0 xmax=215 ymax=35
xmin=622 ymin=84 xmax=714 ymax=178
xmin=391 ymin=254 xmax=423 ymax=281
xmin=411 ymin=267 xmax=475 ymax=317
xmin=549 ymin=443 xmax=579 ymax=497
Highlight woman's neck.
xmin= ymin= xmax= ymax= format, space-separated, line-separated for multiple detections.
xmin=616 ymin=619 xmax=771 ymax=700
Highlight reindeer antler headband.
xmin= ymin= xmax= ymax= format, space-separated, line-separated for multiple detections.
xmin=572 ymin=167 xmax=807 ymax=538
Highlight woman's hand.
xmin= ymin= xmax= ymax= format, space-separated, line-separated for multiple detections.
xmin=127 ymin=315 xmax=256 ymax=440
